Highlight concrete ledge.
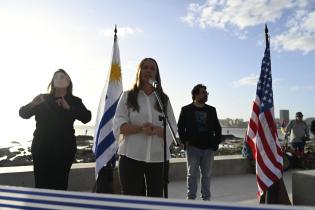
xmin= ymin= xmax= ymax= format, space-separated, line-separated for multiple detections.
xmin=169 ymin=155 xmax=253 ymax=181
xmin=213 ymin=155 xmax=254 ymax=176
xmin=0 ymin=155 xmax=251 ymax=192
xmin=292 ymin=169 xmax=315 ymax=206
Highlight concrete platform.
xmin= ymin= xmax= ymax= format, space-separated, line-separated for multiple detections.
xmin=168 ymin=170 xmax=293 ymax=204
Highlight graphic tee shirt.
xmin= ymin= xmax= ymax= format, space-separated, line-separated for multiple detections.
xmin=193 ymin=105 xmax=212 ymax=149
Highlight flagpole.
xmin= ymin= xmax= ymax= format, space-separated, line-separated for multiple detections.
xmin=114 ymin=24 xmax=117 ymax=42
xmin=265 ymin=24 xmax=269 ymax=48
xmin=152 ymin=89 xmax=168 ymax=198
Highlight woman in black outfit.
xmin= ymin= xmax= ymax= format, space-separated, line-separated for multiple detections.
xmin=19 ymin=69 xmax=91 ymax=190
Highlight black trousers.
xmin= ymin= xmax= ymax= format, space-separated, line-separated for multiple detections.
xmin=93 ymin=164 xmax=114 ymax=193
xmin=32 ymin=152 xmax=74 ymax=190
xmin=118 ymin=155 xmax=164 ymax=197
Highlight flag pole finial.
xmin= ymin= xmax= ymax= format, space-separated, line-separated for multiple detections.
xmin=114 ymin=24 xmax=117 ymax=41
xmin=265 ymin=24 xmax=269 ymax=48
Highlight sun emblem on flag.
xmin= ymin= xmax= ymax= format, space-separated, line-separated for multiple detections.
xmin=110 ymin=63 xmax=121 ymax=81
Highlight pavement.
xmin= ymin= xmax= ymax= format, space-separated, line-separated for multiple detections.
xmin=168 ymin=170 xmax=293 ymax=204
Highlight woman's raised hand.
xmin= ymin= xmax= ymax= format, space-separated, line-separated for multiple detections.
xmin=56 ymin=97 xmax=70 ymax=110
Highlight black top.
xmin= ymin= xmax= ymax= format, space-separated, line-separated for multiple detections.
xmin=311 ymin=120 xmax=315 ymax=135
xmin=178 ymin=103 xmax=222 ymax=150
xmin=19 ymin=94 xmax=91 ymax=156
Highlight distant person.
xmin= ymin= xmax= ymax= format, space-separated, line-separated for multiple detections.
xmin=113 ymin=58 xmax=177 ymax=197
xmin=285 ymin=112 xmax=310 ymax=153
xmin=178 ymin=84 xmax=222 ymax=200
xmin=19 ymin=69 xmax=91 ymax=190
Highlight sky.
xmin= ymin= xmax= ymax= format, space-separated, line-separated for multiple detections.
xmin=0 ymin=0 xmax=315 ymax=145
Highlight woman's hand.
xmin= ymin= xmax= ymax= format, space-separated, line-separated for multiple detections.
xmin=31 ymin=94 xmax=45 ymax=107
xmin=141 ymin=122 xmax=163 ymax=137
xmin=56 ymin=97 xmax=70 ymax=110
xmin=141 ymin=122 xmax=154 ymax=136
xmin=120 ymin=122 xmax=162 ymax=137
xmin=152 ymin=125 xmax=163 ymax=138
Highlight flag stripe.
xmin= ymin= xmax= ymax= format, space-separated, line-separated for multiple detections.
xmin=256 ymin=174 xmax=268 ymax=195
xmin=256 ymin=159 xmax=273 ymax=187
xmin=257 ymin=149 xmax=279 ymax=182
xmin=261 ymin=113 xmax=283 ymax=163
xmin=265 ymin=111 xmax=283 ymax=158
xmin=258 ymin=120 xmax=276 ymax=167
xmin=257 ymin=120 xmax=282 ymax=171
xmin=248 ymin=119 xmax=257 ymax=137
xmin=247 ymin=136 xmax=257 ymax=160
xmin=247 ymin=101 xmax=259 ymax=139
xmin=252 ymin=100 xmax=260 ymax=116
xmin=96 ymin=132 xmax=115 ymax=158
xmin=95 ymin=98 xmax=119 ymax=147
xmin=264 ymin=111 xmax=277 ymax=141
xmin=256 ymin=139 xmax=282 ymax=177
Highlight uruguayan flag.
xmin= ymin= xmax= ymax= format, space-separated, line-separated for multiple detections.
xmin=93 ymin=31 xmax=122 ymax=177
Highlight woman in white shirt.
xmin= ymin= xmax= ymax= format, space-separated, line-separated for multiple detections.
xmin=113 ymin=57 xmax=177 ymax=197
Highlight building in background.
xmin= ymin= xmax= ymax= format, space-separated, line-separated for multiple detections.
xmin=280 ymin=110 xmax=290 ymax=128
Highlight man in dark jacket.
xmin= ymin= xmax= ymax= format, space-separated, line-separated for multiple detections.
xmin=178 ymin=84 xmax=221 ymax=200
xmin=311 ymin=120 xmax=315 ymax=136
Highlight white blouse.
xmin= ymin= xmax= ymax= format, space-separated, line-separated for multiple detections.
xmin=113 ymin=90 xmax=177 ymax=163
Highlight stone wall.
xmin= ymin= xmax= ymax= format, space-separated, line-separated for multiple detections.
xmin=292 ymin=169 xmax=315 ymax=206
xmin=0 ymin=155 xmax=252 ymax=193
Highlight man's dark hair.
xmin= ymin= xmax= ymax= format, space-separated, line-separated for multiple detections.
xmin=191 ymin=84 xmax=207 ymax=101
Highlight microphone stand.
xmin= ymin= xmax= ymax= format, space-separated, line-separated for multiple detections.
xmin=152 ymin=86 xmax=179 ymax=198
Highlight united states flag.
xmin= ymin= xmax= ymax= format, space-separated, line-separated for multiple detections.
xmin=93 ymin=28 xmax=122 ymax=178
xmin=245 ymin=34 xmax=283 ymax=196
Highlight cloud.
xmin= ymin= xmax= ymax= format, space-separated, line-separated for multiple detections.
xmin=182 ymin=0 xmax=295 ymax=30
xmin=233 ymin=74 xmax=259 ymax=87
xmin=290 ymin=85 xmax=315 ymax=91
xmin=233 ymin=74 xmax=282 ymax=87
xmin=273 ymin=10 xmax=315 ymax=54
xmin=182 ymin=0 xmax=315 ymax=53
xmin=100 ymin=26 xmax=142 ymax=38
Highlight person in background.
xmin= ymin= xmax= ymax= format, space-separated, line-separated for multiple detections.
xmin=19 ymin=69 xmax=91 ymax=190
xmin=113 ymin=58 xmax=177 ymax=197
xmin=285 ymin=112 xmax=310 ymax=154
xmin=178 ymin=84 xmax=222 ymax=201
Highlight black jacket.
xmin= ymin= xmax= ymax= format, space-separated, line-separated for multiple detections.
xmin=178 ymin=103 xmax=222 ymax=150
xmin=19 ymin=94 xmax=91 ymax=158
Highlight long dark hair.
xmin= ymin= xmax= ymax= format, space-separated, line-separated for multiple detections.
xmin=127 ymin=58 xmax=168 ymax=112
xmin=47 ymin=69 xmax=73 ymax=95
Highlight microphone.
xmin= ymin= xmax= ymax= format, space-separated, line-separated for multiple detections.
xmin=148 ymin=79 xmax=158 ymax=89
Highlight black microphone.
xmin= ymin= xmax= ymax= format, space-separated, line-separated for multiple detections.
xmin=148 ymin=79 xmax=158 ymax=89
